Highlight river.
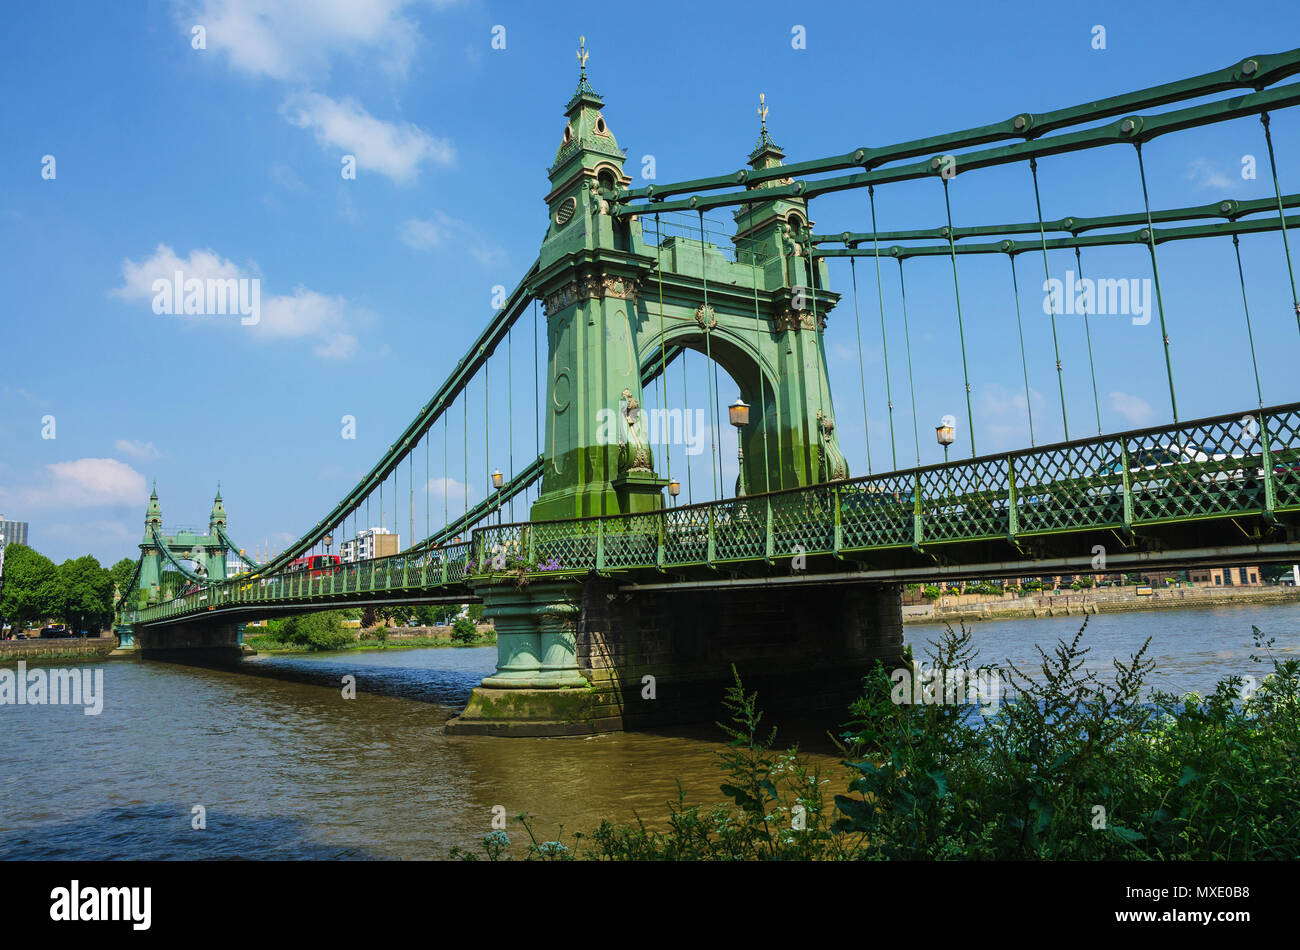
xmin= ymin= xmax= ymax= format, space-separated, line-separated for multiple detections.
xmin=3 ymin=602 xmax=1299 ymax=859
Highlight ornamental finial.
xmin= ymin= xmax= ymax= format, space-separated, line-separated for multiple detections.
xmin=577 ymin=35 xmax=589 ymax=77
xmin=758 ymin=92 xmax=769 ymax=131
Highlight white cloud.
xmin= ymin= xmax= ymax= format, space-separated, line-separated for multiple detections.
xmin=114 ymin=439 xmax=166 ymax=461
xmin=260 ymin=288 xmax=359 ymax=359
xmin=400 ymin=210 xmax=505 ymax=265
xmin=282 ymin=92 xmax=454 ymax=185
xmin=1108 ymin=390 xmax=1157 ymax=426
xmin=177 ymin=0 xmax=440 ymax=81
xmin=0 ymin=459 xmax=147 ymax=510
xmin=426 ymin=476 xmax=477 ymax=504
xmin=1185 ymin=158 xmax=1234 ymax=191
xmin=112 ymin=244 xmax=249 ymax=301
xmin=112 ymin=244 xmax=362 ymax=360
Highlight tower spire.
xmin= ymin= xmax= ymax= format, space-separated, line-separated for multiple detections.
xmin=750 ymin=91 xmax=783 ymax=164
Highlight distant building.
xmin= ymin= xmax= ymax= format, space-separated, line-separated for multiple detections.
xmin=340 ymin=527 xmax=400 ymax=562
xmin=1188 ymin=565 xmax=1262 ymax=587
xmin=0 ymin=516 xmax=29 ymax=548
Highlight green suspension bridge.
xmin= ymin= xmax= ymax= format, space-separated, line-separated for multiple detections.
xmin=117 ymin=45 xmax=1300 ymax=735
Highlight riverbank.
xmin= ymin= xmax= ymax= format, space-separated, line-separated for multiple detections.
xmin=243 ymin=632 xmax=496 ymax=655
xmin=0 ymin=637 xmax=116 ymax=662
xmin=903 ymin=583 xmax=1300 ymax=624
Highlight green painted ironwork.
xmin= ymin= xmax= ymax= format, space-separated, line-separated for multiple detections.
xmin=124 ymin=402 xmax=1300 ymax=627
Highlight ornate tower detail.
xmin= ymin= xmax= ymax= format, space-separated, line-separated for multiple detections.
xmin=530 ymin=38 xmax=666 ymax=521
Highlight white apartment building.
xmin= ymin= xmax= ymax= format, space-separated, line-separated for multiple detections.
xmin=339 ymin=527 xmax=399 ymax=562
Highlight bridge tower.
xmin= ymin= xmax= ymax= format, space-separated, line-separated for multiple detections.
xmin=528 ymin=47 xmax=850 ymax=522
xmin=205 ymin=486 xmax=229 ymax=581
xmin=451 ymin=46 xmax=887 ymax=736
xmin=529 ymin=47 xmax=667 ymax=521
xmin=137 ymin=483 xmax=165 ymax=604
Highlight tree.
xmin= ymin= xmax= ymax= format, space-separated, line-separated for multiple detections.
xmin=109 ymin=557 xmax=137 ymax=600
xmin=466 ymin=603 xmax=485 ymax=622
xmin=451 ymin=617 xmax=478 ymax=644
xmin=57 ymin=555 xmax=114 ymax=632
xmin=282 ymin=610 xmax=352 ymax=651
xmin=0 ymin=544 xmax=60 ymax=629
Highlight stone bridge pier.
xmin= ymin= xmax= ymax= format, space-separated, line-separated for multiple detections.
xmin=446 ymin=579 xmax=905 ymax=736
xmin=132 ymin=619 xmax=244 ymax=662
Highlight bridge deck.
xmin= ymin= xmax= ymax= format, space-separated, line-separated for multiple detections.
xmin=123 ymin=402 xmax=1300 ymax=627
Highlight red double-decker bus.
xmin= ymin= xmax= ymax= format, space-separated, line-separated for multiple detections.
xmin=285 ymin=554 xmax=341 ymax=578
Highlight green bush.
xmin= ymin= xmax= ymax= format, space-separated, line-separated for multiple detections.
xmin=281 ymin=611 xmax=352 ymax=651
xmin=451 ymin=617 xmax=478 ymax=644
xmin=921 ymin=585 xmax=941 ymax=601
xmin=453 ymin=621 xmax=1300 ymax=861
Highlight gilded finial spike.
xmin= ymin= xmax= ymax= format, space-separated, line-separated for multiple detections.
xmin=758 ymin=92 xmax=768 ymax=130
xmin=577 ymin=35 xmax=589 ymax=75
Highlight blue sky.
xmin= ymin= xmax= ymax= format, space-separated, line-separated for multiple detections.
xmin=1 ymin=0 xmax=1298 ymax=566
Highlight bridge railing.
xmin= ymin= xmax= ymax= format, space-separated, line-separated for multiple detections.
xmin=467 ymin=402 xmax=1300 ymax=579
xmin=123 ymin=542 xmax=473 ymax=625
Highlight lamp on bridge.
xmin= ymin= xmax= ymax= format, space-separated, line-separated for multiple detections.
xmin=323 ymin=533 xmax=333 ymax=556
xmin=936 ymin=414 xmax=957 ymax=464
xmin=729 ymin=398 xmax=750 ymax=497
xmin=668 ymin=477 xmax=680 ymax=506
xmin=491 ymin=469 xmax=504 ymax=524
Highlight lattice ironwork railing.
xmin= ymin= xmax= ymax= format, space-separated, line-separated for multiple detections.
xmin=122 ymin=542 xmax=473 ymax=624
xmin=124 ymin=403 xmax=1300 ymax=626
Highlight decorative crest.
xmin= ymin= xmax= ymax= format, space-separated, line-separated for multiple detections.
xmin=577 ymin=35 xmax=589 ymax=77
xmin=758 ymin=92 xmax=769 ymax=131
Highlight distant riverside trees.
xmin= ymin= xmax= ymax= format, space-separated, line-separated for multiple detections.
xmin=0 ymin=544 xmax=125 ymax=633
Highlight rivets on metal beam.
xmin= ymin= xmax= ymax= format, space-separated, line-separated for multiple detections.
xmin=735 ymin=170 xmax=748 ymax=183
xmin=1013 ymin=114 xmax=1028 ymax=131
xmin=853 ymin=148 xmax=867 ymax=164
xmin=1242 ymin=59 xmax=1258 ymax=76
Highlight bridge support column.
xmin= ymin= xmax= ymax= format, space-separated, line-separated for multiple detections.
xmin=446 ymin=577 xmax=905 ymax=737
xmin=133 ymin=620 xmax=243 ymax=662
xmin=447 ymin=580 xmax=594 ymax=736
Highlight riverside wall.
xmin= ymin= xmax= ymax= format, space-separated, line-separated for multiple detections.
xmin=902 ymin=584 xmax=1300 ymax=624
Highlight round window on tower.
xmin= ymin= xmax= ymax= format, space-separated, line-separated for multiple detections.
xmin=555 ymin=196 xmax=577 ymax=226
xmin=563 ymin=124 xmax=574 ymax=144
xmin=595 ymin=115 xmax=607 ymax=135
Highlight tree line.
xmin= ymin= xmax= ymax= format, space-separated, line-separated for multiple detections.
xmin=0 ymin=544 xmax=136 ymax=634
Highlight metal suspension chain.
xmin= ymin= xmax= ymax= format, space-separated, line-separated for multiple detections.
xmin=1029 ymin=157 xmax=1070 ymax=441
xmin=1073 ymin=245 xmax=1104 ymax=434
xmin=868 ymin=184 xmax=897 ymax=469
xmin=1231 ymin=233 xmax=1266 ymax=408
xmin=896 ymin=258 xmax=921 ymax=467
xmin=848 ymin=255 xmax=874 ymax=474
xmin=1006 ymin=252 xmax=1037 ymax=447
xmin=1135 ymin=142 xmax=1179 ymax=423
xmin=941 ymin=175 xmax=977 ymax=457
xmin=1260 ymin=112 xmax=1300 ymax=334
